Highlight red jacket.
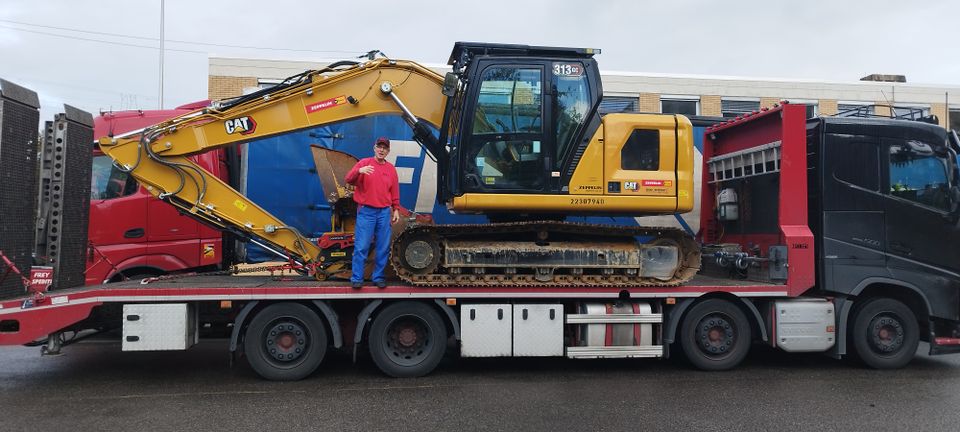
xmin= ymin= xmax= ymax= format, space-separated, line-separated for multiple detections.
xmin=345 ymin=157 xmax=400 ymax=210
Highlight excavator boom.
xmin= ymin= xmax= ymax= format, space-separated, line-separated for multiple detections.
xmin=99 ymin=59 xmax=447 ymax=267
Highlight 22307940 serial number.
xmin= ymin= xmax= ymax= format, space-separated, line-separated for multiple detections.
xmin=570 ymin=198 xmax=605 ymax=205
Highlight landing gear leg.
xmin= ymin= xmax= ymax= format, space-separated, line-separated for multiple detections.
xmin=41 ymin=332 xmax=63 ymax=356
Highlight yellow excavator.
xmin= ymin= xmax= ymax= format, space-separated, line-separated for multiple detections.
xmin=99 ymin=42 xmax=700 ymax=287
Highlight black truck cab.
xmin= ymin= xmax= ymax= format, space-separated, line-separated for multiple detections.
xmin=808 ymin=116 xmax=960 ymax=342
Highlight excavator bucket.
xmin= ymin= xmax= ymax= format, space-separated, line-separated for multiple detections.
xmin=310 ymin=145 xmax=359 ymax=203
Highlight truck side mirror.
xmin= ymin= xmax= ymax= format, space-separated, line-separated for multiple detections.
xmin=949 ymin=186 xmax=960 ymax=224
xmin=442 ymin=73 xmax=459 ymax=97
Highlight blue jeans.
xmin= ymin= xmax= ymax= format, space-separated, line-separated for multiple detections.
xmin=351 ymin=206 xmax=392 ymax=283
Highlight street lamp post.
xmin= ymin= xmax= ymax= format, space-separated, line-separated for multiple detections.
xmin=158 ymin=0 xmax=165 ymax=109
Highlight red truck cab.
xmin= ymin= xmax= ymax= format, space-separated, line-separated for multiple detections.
xmin=86 ymin=101 xmax=229 ymax=284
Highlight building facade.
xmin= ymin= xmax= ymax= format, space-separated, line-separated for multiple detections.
xmin=209 ymin=57 xmax=960 ymax=130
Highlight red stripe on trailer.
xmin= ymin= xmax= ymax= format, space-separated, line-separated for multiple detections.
xmin=632 ymin=302 xmax=641 ymax=346
xmin=604 ymin=304 xmax=614 ymax=346
xmin=935 ymin=337 xmax=960 ymax=346
xmin=0 ymin=283 xmax=791 ymax=311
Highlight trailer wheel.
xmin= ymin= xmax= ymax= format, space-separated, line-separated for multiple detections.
xmin=849 ymin=297 xmax=918 ymax=369
xmin=368 ymin=301 xmax=447 ymax=378
xmin=244 ymin=303 xmax=328 ymax=381
xmin=679 ymin=298 xmax=752 ymax=371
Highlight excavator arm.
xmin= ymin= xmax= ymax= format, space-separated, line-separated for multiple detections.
xmin=98 ymin=58 xmax=448 ymax=267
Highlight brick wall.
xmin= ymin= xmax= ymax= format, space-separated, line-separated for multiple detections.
xmin=874 ymin=103 xmax=891 ymax=117
xmin=209 ymin=76 xmax=258 ymax=101
xmin=931 ymin=103 xmax=947 ymax=127
xmin=701 ymin=95 xmax=721 ymax=116
xmin=639 ymin=93 xmax=660 ymax=113
xmin=819 ymin=99 xmax=838 ymax=116
xmin=759 ymin=97 xmax=781 ymax=110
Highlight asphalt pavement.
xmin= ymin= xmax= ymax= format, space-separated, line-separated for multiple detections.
xmin=0 ymin=339 xmax=958 ymax=431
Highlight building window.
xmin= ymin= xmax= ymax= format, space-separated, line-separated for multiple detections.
xmin=661 ymin=98 xmax=699 ymax=116
xmin=950 ymin=108 xmax=960 ymax=132
xmin=837 ymin=103 xmax=874 ymax=117
xmin=891 ymin=106 xmax=931 ymax=120
xmin=258 ymin=79 xmax=281 ymax=89
xmin=721 ymin=99 xmax=760 ymax=118
xmin=804 ymin=104 xmax=818 ymax=118
xmin=600 ymin=96 xmax=638 ymax=114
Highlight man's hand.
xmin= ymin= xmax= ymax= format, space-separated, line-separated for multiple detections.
xmin=391 ymin=209 xmax=400 ymax=224
xmin=359 ymin=165 xmax=374 ymax=175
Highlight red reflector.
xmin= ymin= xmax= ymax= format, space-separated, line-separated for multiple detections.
xmin=935 ymin=337 xmax=960 ymax=345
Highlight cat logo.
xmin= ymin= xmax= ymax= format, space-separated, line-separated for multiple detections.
xmin=224 ymin=116 xmax=257 ymax=135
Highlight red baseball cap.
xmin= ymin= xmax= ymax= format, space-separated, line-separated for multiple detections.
xmin=375 ymin=137 xmax=390 ymax=148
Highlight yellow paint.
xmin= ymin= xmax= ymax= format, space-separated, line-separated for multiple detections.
xmin=451 ymin=193 xmax=681 ymax=214
xmin=99 ymin=59 xmax=447 ymax=264
xmin=202 ymin=243 xmax=216 ymax=258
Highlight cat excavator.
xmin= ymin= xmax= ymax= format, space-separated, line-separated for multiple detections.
xmin=98 ymin=42 xmax=700 ymax=287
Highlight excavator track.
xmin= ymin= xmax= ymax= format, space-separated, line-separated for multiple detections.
xmin=391 ymin=221 xmax=701 ymax=287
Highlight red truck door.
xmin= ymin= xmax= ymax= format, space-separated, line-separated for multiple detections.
xmin=86 ymin=154 xmax=148 ymax=283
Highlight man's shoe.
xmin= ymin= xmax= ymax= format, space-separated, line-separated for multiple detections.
xmin=375 ymin=280 xmax=387 ymax=289
xmin=351 ymin=281 xmax=363 ymax=289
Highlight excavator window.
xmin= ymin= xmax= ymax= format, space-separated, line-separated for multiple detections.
xmin=472 ymin=67 xmax=542 ymax=134
xmin=463 ymin=66 xmax=545 ymax=191
xmin=621 ymin=129 xmax=661 ymax=171
xmin=554 ymin=66 xmax=590 ymax=166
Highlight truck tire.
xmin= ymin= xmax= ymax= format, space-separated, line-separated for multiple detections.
xmin=244 ymin=303 xmax=328 ymax=381
xmin=849 ymin=297 xmax=918 ymax=369
xmin=679 ymin=298 xmax=752 ymax=371
xmin=368 ymin=301 xmax=447 ymax=378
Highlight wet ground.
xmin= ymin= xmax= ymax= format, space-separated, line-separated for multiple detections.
xmin=0 ymin=339 xmax=957 ymax=431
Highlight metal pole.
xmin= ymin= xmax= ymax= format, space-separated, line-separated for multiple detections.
xmin=158 ymin=0 xmax=165 ymax=109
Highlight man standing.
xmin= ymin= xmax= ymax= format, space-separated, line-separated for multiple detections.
xmin=345 ymin=137 xmax=400 ymax=288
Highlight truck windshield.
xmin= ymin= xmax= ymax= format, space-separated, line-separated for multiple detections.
xmin=91 ymin=155 xmax=137 ymax=200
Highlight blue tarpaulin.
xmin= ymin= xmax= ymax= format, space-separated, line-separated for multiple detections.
xmin=243 ymin=114 xmax=707 ymax=262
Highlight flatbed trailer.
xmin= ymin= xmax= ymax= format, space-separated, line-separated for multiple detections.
xmin=0 ymin=273 xmax=793 ymax=379
xmin=2 ymin=102 xmax=960 ymax=380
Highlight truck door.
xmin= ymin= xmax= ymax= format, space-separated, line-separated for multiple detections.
xmin=819 ymin=131 xmax=887 ymax=291
xmin=87 ymin=154 xmax=147 ymax=282
xmin=882 ymin=136 xmax=960 ymax=275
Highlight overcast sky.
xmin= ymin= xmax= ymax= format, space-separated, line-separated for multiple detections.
xmin=1 ymin=0 xmax=958 ymax=122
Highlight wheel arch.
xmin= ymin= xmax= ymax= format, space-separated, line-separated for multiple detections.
xmin=351 ymin=299 xmax=460 ymax=362
xmin=664 ymin=293 xmax=768 ymax=347
xmin=851 ymin=278 xmax=932 ymax=324
xmin=108 ymin=265 xmax=166 ymax=282
xmin=849 ymin=279 xmax=932 ymax=343
xmin=229 ymin=300 xmax=342 ymax=354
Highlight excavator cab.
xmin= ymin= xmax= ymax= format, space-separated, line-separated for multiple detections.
xmin=437 ymin=42 xmax=694 ymax=216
